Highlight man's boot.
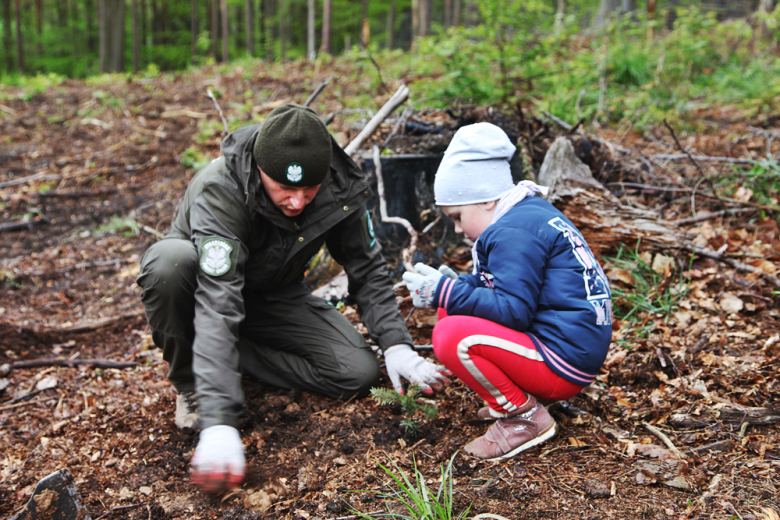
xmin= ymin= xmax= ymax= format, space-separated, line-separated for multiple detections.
xmin=175 ymin=391 xmax=199 ymax=429
xmin=465 ymin=394 xmax=556 ymax=460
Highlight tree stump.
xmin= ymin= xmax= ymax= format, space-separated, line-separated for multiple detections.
xmin=537 ymin=137 xmax=685 ymax=258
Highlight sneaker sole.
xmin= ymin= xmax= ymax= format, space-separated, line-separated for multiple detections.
xmin=486 ymin=423 xmax=557 ymax=461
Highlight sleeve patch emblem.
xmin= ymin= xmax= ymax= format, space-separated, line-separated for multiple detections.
xmin=200 ymin=238 xmax=234 ymax=276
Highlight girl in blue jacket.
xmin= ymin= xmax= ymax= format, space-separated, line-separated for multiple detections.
xmin=404 ymin=123 xmax=612 ymax=460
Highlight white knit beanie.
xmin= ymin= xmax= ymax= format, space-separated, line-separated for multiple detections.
xmin=434 ymin=122 xmax=516 ymax=206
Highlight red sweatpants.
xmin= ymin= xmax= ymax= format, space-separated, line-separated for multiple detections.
xmin=432 ymin=309 xmax=584 ymax=414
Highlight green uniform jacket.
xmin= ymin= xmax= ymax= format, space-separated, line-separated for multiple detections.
xmin=168 ymin=124 xmax=413 ymax=428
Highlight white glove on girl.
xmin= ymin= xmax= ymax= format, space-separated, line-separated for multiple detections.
xmin=191 ymin=425 xmax=246 ymax=493
xmin=402 ymin=263 xmax=445 ymax=308
xmin=384 ymin=344 xmax=451 ymax=395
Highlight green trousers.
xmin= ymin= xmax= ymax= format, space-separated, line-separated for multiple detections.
xmin=137 ymin=237 xmax=381 ymax=401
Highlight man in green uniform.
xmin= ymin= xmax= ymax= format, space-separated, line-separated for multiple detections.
xmin=137 ymin=104 xmax=449 ymax=493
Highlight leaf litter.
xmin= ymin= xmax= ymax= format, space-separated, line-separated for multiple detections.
xmin=0 ymin=61 xmax=779 ymax=519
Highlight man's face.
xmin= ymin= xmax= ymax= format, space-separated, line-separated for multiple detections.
xmin=259 ymin=168 xmax=321 ymax=217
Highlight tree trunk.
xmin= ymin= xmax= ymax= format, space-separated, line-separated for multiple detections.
xmin=138 ymin=0 xmax=144 ymax=50
xmin=307 ymin=0 xmax=314 ymax=59
xmin=13 ymin=0 xmax=22 ymax=73
xmin=191 ymin=0 xmax=198 ymax=61
xmin=411 ymin=0 xmax=418 ymax=46
xmin=621 ymin=0 xmax=636 ymax=14
xmin=3 ymin=0 xmax=13 ymax=72
xmin=418 ymin=0 xmax=428 ymax=37
xmin=647 ymin=0 xmax=655 ymax=40
xmin=278 ymin=0 xmax=285 ymax=61
xmin=555 ymin=0 xmax=565 ymax=33
xmin=264 ymin=0 xmax=273 ymax=60
xmin=453 ymin=0 xmax=461 ymax=26
xmin=211 ymin=0 xmax=219 ymax=60
xmin=444 ymin=0 xmax=451 ymax=28
xmin=132 ymin=0 xmax=139 ymax=72
xmin=386 ymin=0 xmax=395 ymax=49
xmin=595 ymin=0 xmax=619 ymax=26
xmin=99 ymin=0 xmax=125 ymax=73
xmin=758 ymin=0 xmax=775 ymax=40
xmin=245 ymin=0 xmax=252 ymax=56
xmin=319 ymin=0 xmax=330 ymax=54
xmin=221 ymin=0 xmax=228 ymax=62
xmin=537 ymin=137 xmax=686 ymax=258
xmin=360 ymin=0 xmax=369 ymax=48
xmin=35 ymin=0 xmax=42 ymax=56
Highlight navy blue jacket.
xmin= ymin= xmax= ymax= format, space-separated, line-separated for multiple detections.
xmin=435 ymin=197 xmax=612 ymax=385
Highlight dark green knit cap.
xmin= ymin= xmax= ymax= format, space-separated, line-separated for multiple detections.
xmin=253 ymin=103 xmax=332 ymax=187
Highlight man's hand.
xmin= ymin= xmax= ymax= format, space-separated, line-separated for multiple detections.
xmin=384 ymin=344 xmax=452 ymax=396
xmin=402 ymin=263 xmax=444 ymax=308
xmin=191 ymin=425 xmax=246 ymax=493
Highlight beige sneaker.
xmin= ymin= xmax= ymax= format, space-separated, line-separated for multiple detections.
xmin=175 ymin=391 xmax=199 ymax=429
xmin=476 ymin=398 xmax=559 ymax=420
xmin=465 ymin=394 xmax=556 ymax=460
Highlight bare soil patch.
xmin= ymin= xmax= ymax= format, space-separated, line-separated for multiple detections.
xmin=1 ymin=62 xmax=779 ymax=519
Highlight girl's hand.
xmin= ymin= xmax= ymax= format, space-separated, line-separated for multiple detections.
xmin=402 ymin=263 xmax=443 ymax=308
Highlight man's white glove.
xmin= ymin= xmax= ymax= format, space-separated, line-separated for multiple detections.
xmin=438 ymin=264 xmax=459 ymax=280
xmin=402 ymin=263 xmax=444 ymax=308
xmin=384 ymin=344 xmax=451 ymax=395
xmin=191 ymin=425 xmax=246 ymax=493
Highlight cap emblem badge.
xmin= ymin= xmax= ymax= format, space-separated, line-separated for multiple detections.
xmin=286 ymin=162 xmax=303 ymax=183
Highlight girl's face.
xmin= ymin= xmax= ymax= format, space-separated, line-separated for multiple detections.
xmin=440 ymin=201 xmax=497 ymax=241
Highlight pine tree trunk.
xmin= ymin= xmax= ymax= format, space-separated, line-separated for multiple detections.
xmin=307 ymin=0 xmax=314 ymax=59
xmin=211 ymin=0 xmax=219 ymax=60
xmin=386 ymin=0 xmax=395 ymax=49
xmin=99 ymin=0 xmax=125 ymax=73
xmin=221 ymin=0 xmax=228 ymax=62
xmin=453 ymin=0 xmax=461 ymax=26
xmin=278 ymin=0 xmax=285 ymax=61
xmin=13 ymin=0 xmax=22 ymax=73
xmin=320 ymin=0 xmax=331 ymax=54
xmin=3 ymin=0 xmax=13 ymax=72
xmin=246 ymin=0 xmax=253 ymax=55
xmin=419 ymin=0 xmax=428 ymax=37
xmin=265 ymin=0 xmax=273 ymax=60
xmin=360 ymin=0 xmax=369 ymax=48
xmin=595 ymin=0 xmax=620 ymax=26
xmin=621 ymin=0 xmax=636 ymax=14
xmin=191 ymin=0 xmax=198 ymax=61
xmin=411 ymin=0 xmax=418 ymax=46
xmin=35 ymin=0 xmax=42 ymax=56
xmin=647 ymin=0 xmax=656 ymax=40
xmin=133 ymin=0 xmax=139 ymax=72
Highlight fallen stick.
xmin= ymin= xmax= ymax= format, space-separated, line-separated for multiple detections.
xmin=0 ymin=397 xmax=47 ymax=412
xmin=304 ymin=76 xmax=331 ymax=107
xmin=207 ymin=88 xmax=230 ymax=135
xmin=541 ymin=110 xmax=630 ymax=154
xmin=344 ymin=84 xmax=409 ymax=157
xmin=643 ymin=422 xmax=687 ymax=459
xmin=0 ymin=172 xmax=61 ymax=189
xmin=0 ymin=216 xmax=50 ymax=233
xmin=669 ymin=208 xmax=757 ymax=226
xmin=663 ymin=119 xmax=706 ymax=178
xmin=650 ymin=154 xmax=757 ymax=165
xmin=9 ymin=358 xmax=137 ymax=371
xmin=44 ymin=309 xmax=145 ymax=334
xmin=94 ymin=502 xmax=147 ymax=520
xmin=676 ymin=244 xmax=780 ymax=289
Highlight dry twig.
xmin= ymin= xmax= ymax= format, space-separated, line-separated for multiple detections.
xmin=207 ymin=88 xmax=230 ymax=135
xmin=643 ymin=422 xmax=687 ymax=459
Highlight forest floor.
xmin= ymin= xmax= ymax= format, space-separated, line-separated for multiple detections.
xmin=1 ymin=61 xmax=780 ymax=520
